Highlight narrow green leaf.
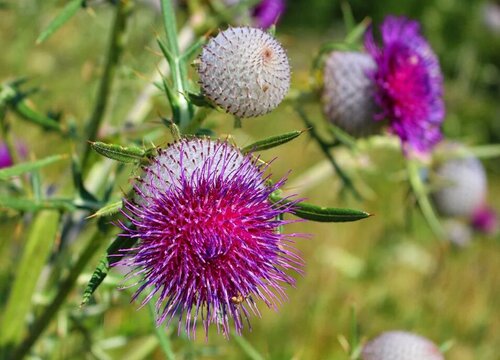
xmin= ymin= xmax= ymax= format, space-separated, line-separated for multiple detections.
xmin=0 ymin=211 xmax=60 ymax=346
xmin=0 ymin=197 xmax=76 ymax=212
xmin=36 ymin=0 xmax=84 ymax=44
xmin=241 ymin=130 xmax=304 ymax=154
xmin=270 ymin=194 xmax=371 ymax=223
xmin=81 ymin=234 xmax=138 ymax=306
xmin=234 ymin=335 xmax=265 ymax=360
xmin=340 ymin=1 xmax=355 ymax=34
xmin=345 ymin=17 xmax=371 ymax=45
xmin=180 ymin=36 xmax=206 ymax=62
xmin=12 ymin=100 xmax=63 ymax=132
xmin=186 ymin=92 xmax=215 ymax=108
xmin=88 ymin=200 xmax=123 ymax=218
xmin=90 ymin=142 xmax=145 ymax=163
xmin=0 ymin=154 xmax=66 ymax=180
xmin=156 ymin=37 xmax=175 ymax=65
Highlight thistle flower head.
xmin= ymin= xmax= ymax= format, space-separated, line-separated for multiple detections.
xmin=321 ymin=51 xmax=378 ymax=137
xmin=365 ymin=16 xmax=445 ymax=156
xmin=197 ymin=27 xmax=290 ymax=118
xmin=118 ymin=138 xmax=302 ymax=338
xmin=252 ymin=0 xmax=286 ymax=29
xmin=432 ymin=154 xmax=487 ymax=218
xmin=471 ymin=205 xmax=498 ymax=235
xmin=0 ymin=142 xmax=13 ymax=169
xmin=362 ymin=331 xmax=444 ymax=360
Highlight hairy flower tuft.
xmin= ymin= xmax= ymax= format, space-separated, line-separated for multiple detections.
xmin=198 ymin=27 xmax=290 ymax=118
xmin=362 ymin=331 xmax=444 ymax=360
xmin=322 ymin=51 xmax=378 ymax=137
xmin=117 ymin=138 xmax=302 ymax=338
xmin=365 ymin=16 xmax=445 ymax=156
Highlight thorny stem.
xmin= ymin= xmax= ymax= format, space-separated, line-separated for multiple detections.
xmin=82 ymin=0 xmax=131 ymax=169
xmin=295 ymin=106 xmax=362 ymax=200
xmin=10 ymin=227 xmax=111 ymax=360
xmin=160 ymin=0 xmax=193 ymax=130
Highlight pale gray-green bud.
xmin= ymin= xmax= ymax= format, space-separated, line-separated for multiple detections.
xmin=322 ymin=51 xmax=378 ymax=136
xmin=197 ymin=27 xmax=290 ymax=118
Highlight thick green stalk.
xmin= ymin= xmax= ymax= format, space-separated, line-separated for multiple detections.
xmin=10 ymin=228 xmax=110 ymax=360
xmin=82 ymin=0 xmax=131 ymax=168
xmin=160 ymin=0 xmax=193 ymax=130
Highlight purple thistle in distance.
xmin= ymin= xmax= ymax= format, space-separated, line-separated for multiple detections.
xmin=365 ymin=16 xmax=445 ymax=156
xmin=0 ymin=142 xmax=13 ymax=169
xmin=362 ymin=331 xmax=444 ymax=360
xmin=252 ymin=0 xmax=286 ymax=29
xmin=117 ymin=138 xmax=303 ymax=338
xmin=471 ymin=205 xmax=498 ymax=235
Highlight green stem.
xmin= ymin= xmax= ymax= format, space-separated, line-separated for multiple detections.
xmin=160 ymin=0 xmax=193 ymax=130
xmin=407 ymin=159 xmax=446 ymax=238
xmin=82 ymin=0 xmax=131 ymax=168
xmin=148 ymin=302 xmax=175 ymax=360
xmin=295 ymin=107 xmax=361 ymax=200
xmin=10 ymin=227 xmax=110 ymax=360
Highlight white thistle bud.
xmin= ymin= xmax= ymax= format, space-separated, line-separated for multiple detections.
xmin=321 ymin=51 xmax=378 ymax=136
xmin=197 ymin=27 xmax=291 ymax=118
xmin=362 ymin=331 xmax=444 ymax=360
xmin=432 ymin=153 xmax=487 ymax=218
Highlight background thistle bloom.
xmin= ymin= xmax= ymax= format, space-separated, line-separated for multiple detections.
xmin=362 ymin=331 xmax=444 ymax=360
xmin=197 ymin=27 xmax=291 ymax=118
xmin=252 ymin=0 xmax=286 ymax=29
xmin=0 ymin=142 xmax=13 ymax=169
xmin=118 ymin=138 xmax=302 ymax=337
xmin=365 ymin=16 xmax=445 ymax=156
xmin=321 ymin=51 xmax=378 ymax=137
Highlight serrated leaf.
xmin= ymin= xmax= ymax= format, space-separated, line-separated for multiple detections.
xmin=89 ymin=200 xmax=123 ymax=218
xmin=81 ymin=234 xmax=138 ymax=306
xmin=241 ymin=130 xmax=304 ymax=154
xmin=90 ymin=142 xmax=146 ymax=163
xmin=270 ymin=194 xmax=371 ymax=222
xmin=0 ymin=197 xmax=76 ymax=212
xmin=0 ymin=154 xmax=66 ymax=180
xmin=36 ymin=0 xmax=84 ymax=44
xmin=0 ymin=211 xmax=60 ymax=346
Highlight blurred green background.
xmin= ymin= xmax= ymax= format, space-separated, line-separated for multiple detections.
xmin=0 ymin=0 xmax=499 ymax=359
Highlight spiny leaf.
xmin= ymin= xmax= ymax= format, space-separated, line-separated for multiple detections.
xmin=0 ymin=154 xmax=66 ymax=180
xmin=88 ymin=200 xmax=122 ymax=219
xmin=90 ymin=142 xmax=146 ymax=163
xmin=36 ymin=0 xmax=84 ymax=44
xmin=0 ymin=211 xmax=60 ymax=346
xmin=0 ymin=197 xmax=76 ymax=212
xmin=241 ymin=130 xmax=304 ymax=154
xmin=270 ymin=194 xmax=371 ymax=223
xmin=81 ymin=234 xmax=138 ymax=306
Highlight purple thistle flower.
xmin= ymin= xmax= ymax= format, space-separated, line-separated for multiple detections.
xmin=252 ymin=0 xmax=286 ymax=29
xmin=0 ymin=142 xmax=14 ymax=169
xmin=471 ymin=205 xmax=498 ymax=235
xmin=364 ymin=16 xmax=445 ymax=156
xmin=117 ymin=138 xmax=303 ymax=338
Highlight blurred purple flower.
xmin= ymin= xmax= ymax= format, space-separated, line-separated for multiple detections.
xmin=117 ymin=138 xmax=302 ymax=338
xmin=252 ymin=0 xmax=286 ymax=29
xmin=0 ymin=142 xmax=13 ymax=169
xmin=365 ymin=16 xmax=445 ymax=156
xmin=471 ymin=205 xmax=498 ymax=235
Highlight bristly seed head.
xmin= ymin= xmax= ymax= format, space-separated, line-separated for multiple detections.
xmin=362 ymin=331 xmax=444 ymax=360
xmin=197 ymin=27 xmax=291 ymax=118
xmin=117 ymin=138 xmax=303 ymax=338
xmin=321 ymin=51 xmax=379 ymax=137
